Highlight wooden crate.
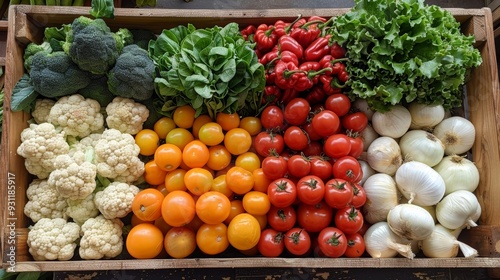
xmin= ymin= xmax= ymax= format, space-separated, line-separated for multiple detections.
xmin=1 ymin=5 xmax=500 ymax=272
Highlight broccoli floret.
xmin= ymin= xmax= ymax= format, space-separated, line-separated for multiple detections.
xmin=64 ymin=16 xmax=121 ymax=75
xmin=24 ymin=42 xmax=52 ymax=72
xmin=107 ymin=44 xmax=155 ymax=101
xmin=115 ymin=28 xmax=134 ymax=51
xmin=79 ymin=75 xmax=115 ymax=107
xmin=130 ymin=29 xmax=156 ymax=50
xmin=30 ymin=51 xmax=91 ymax=98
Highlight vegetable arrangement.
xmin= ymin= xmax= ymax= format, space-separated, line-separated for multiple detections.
xmin=10 ymin=0 xmax=484 ymax=262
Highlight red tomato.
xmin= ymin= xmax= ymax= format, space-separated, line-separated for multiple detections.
xmin=302 ymin=121 xmax=323 ymax=141
xmin=257 ymin=228 xmax=285 ymax=257
xmin=323 ymin=134 xmax=351 ymax=159
xmin=351 ymin=183 xmax=367 ymax=209
xmin=302 ymin=141 xmax=323 ymax=157
xmin=296 ymin=175 xmax=325 ymax=205
xmin=311 ymin=110 xmax=340 ymax=137
xmin=324 ymin=93 xmax=351 ymax=117
xmin=344 ymin=232 xmax=366 ymax=258
xmin=342 ymin=112 xmax=368 ymax=133
xmin=267 ymin=205 xmax=297 ymax=232
xmin=347 ymin=134 xmax=364 ymax=158
xmin=309 ymin=156 xmax=333 ymax=181
xmin=284 ymin=98 xmax=310 ymax=126
xmin=261 ymin=105 xmax=285 ymax=130
xmin=287 ymin=154 xmax=311 ymax=178
xmin=284 ymin=228 xmax=311 ymax=256
xmin=332 ymin=156 xmax=363 ymax=183
xmin=296 ymin=201 xmax=333 ymax=233
xmin=261 ymin=153 xmax=288 ymax=180
xmin=334 ymin=206 xmax=364 ymax=235
xmin=254 ymin=131 xmax=285 ymax=157
xmin=284 ymin=126 xmax=309 ymax=151
xmin=267 ymin=178 xmax=297 ymax=208
xmin=317 ymin=227 xmax=348 ymax=258
xmin=324 ymin=178 xmax=353 ymax=209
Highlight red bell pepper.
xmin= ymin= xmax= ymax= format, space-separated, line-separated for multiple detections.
xmin=338 ymin=70 xmax=349 ymax=84
xmin=263 ymin=85 xmax=283 ymax=105
xmin=254 ymin=24 xmax=278 ymax=53
xmin=290 ymin=20 xmax=323 ymax=49
xmin=299 ymin=61 xmax=321 ymax=84
xmin=265 ymin=68 xmax=277 ymax=85
xmin=278 ymin=35 xmax=304 ymax=61
xmin=305 ymin=85 xmax=327 ymax=105
xmin=274 ymin=60 xmax=302 ymax=89
xmin=307 ymin=16 xmax=327 ymax=23
xmin=329 ymin=41 xmax=346 ymax=58
xmin=274 ymin=20 xmax=291 ymax=38
xmin=259 ymin=49 xmax=279 ymax=66
xmin=303 ymin=35 xmax=332 ymax=62
xmin=280 ymin=87 xmax=300 ymax=105
xmin=320 ymin=75 xmax=345 ymax=95
xmin=241 ymin=25 xmax=256 ymax=41
xmin=293 ymin=72 xmax=314 ymax=92
xmin=319 ymin=55 xmax=349 ymax=76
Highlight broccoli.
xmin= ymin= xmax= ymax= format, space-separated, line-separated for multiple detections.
xmin=30 ymin=51 xmax=91 ymax=98
xmin=24 ymin=42 xmax=52 ymax=72
xmin=79 ymin=75 xmax=115 ymax=107
xmin=130 ymin=29 xmax=156 ymax=50
xmin=107 ymin=44 xmax=155 ymax=101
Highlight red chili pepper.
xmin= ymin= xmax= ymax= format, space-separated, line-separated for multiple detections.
xmin=307 ymin=16 xmax=327 ymax=23
xmin=290 ymin=20 xmax=323 ymax=49
xmin=278 ymin=35 xmax=304 ymax=61
xmin=303 ymin=35 xmax=332 ymax=62
xmin=254 ymin=24 xmax=278 ymax=53
xmin=319 ymin=56 xmax=349 ymax=76
xmin=275 ymin=60 xmax=302 ymax=89
xmin=293 ymin=72 xmax=314 ymax=92
xmin=338 ymin=70 xmax=349 ymax=84
xmin=241 ymin=25 xmax=256 ymax=41
xmin=329 ymin=41 xmax=346 ymax=58
xmin=305 ymin=85 xmax=327 ymax=105
xmin=259 ymin=49 xmax=279 ymax=66
xmin=320 ymin=75 xmax=345 ymax=95
xmin=299 ymin=61 xmax=321 ymax=84
xmin=281 ymin=88 xmax=300 ymax=105
xmin=263 ymin=85 xmax=283 ymax=105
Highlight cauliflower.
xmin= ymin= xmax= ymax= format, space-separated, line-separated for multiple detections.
xmin=17 ymin=123 xmax=70 ymax=179
xmin=32 ymin=99 xmax=56 ymax=124
xmin=47 ymin=94 xmax=104 ymax=138
xmin=68 ymin=133 xmax=102 ymax=156
xmin=24 ymin=179 xmax=68 ymax=223
xmin=79 ymin=215 xmax=124 ymax=259
xmin=48 ymin=150 xmax=97 ymax=200
xmin=27 ymin=218 xmax=80 ymax=261
xmin=94 ymin=181 xmax=140 ymax=219
xmin=105 ymin=97 xmax=149 ymax=135
xmin=66 ymin=193 xmax=99 ymax=225
xmin=94 ymin=128 xmax=145 ymax=183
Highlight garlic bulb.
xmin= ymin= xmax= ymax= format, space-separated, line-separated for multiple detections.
xmin=359 ymin=160 xmax=376 ymax=185
xmin=433 ymin=116 xmax=475 ymax=155
xmin=372 ymin=105 xmax=411 ymax=138
xmin=366 ymin=136 xmax=402 ymax=175
xmin=364 ymin=222 xmax=415 ymax=259
xmin=408 ymin=103 xmax=445 ymax=131
xmin=360 ymin=124 xmax=379 ymax=152
xmin=395 ymin=161 xmax=446 ymax=206
xmin=387 ymin=204 xmax=435 ymax=241
xmin=433 ymin=155 xmax=480 ymax=195
xmin=352 ymin=98 xmax=374 ymax=120
xmin=436 ymin=190 xmax=481 ymax=230
xmin=362 ymin=173 xmax=400 ymax=224
xmin=399 ymin=130 xmax=445 ymax=167
xmin=420 ymin=224 xmax=478 ymax=258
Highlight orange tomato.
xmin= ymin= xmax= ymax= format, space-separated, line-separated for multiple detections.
xmin=252 ymin=168 xmax=272 ymax=193
xmin=154 ymin=217 xmax=173 ymax=235
xmin=135 ymin=129 xmax=160 ymax=156
xmin=173 ymin=105 xmax=196 ymax=129
xmin=196 ymin=223 xmax=229 ymax=255
xmin=186 ymin=214 xmax=204 ymax=232
xmin=154 ymin=143 xmax=183 ymax=172
xmin=198 ymin=122 xmax=225 ymax=146
xmin=156 ymin=184 xmax=168 ymax=197
xmin=166 ymin=128 xmax=194 ymax=151
xmin=131 ymin=213 xmax=154 ymax=227
xmin=214 ymin=163 xmax=235 ymax=177
xmin=242 ymin=191 xmax=271 ymax=216
xmin=192 ymin=114 xmax=213 ymax=139
xmin=216 ymin=112 xmax=240 ymax=131
xmin=164 ymin=169 xmax=187 ymax=192
xmin=132 ymin=188 xmax=165 ymax=222
xmin=224 ymin=128 xmax=252 ymax=155
xmin=184 ymin=167 xmax=214 ymax=196
xmin=196 ymin=191 xmax=231 ymax=225
xmin=210 ymin=174 xmax=233 ymax=198
xmin=225 ymin=166 xmax=254 ymax=195
xmin=154 ymin=117 xmax=177 ymax=139
xmin=235 ymin=152 xmax=261 ymax=172
xmin=206 ymin=145 xmax=232 ymax=171
xmin=182 ymin=140 xmax=210 ymax=168
xmin=164 ymin=226 xmax=197 ymax=259
xmin=126 ymin=223 xmax=164 ymax=259
xmin=252 ymin=214 xmax=268 ymax=230
xmin=161 ymin=190 xmax=196 ymax=227
xmin=239 ymin=116 xmax=262 ymax=136
xmin=227 ymin=213 xmax=261 ymax=251
xmin=144 ymin=160 xmax=168 ymax=186
xmin=224 ymin=199 xmax=245 ymax=225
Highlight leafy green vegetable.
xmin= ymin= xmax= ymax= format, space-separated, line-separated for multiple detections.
xmin=150 ymin=23 xmax=265 ymax=118
xmin=328 ymin=0 xmax=482 ymax=112
xmin=90 ymin=0 xmax=115 ymax=19
xmin=10 ymin=74 xmax=39 ymax=112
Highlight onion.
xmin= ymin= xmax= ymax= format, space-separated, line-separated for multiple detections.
xmin=433 ymin=155 xmax=480 ymax=195
xmin=364 ymin=222 xmax=415 ymax=259
xmin=360 ymin=124 xmax=379 ymax=152
xmin=420 ymin=224 xmax=478 ymax=258
xmin=366 ymin=136 xmax=402 ymax=175
xmin=362 ymin=173 xmax=400 ymax=224
xmin=352 ymin=98 xmax=374 ymax=120
xmin=358 ymin=160 xmax=376 ymax=185
xmin=408 ymin=103 xmax=446 ymax=131
xmin=436 ymin=190 xmax=481 ymax=230
xmin=387 ymin=204 xmax=435 ymax=241
xmin=371 ymin=105 xmax=411 ymax=138
xmin=399 ymin=130 xmax=445 ymax=167
xmin=395 ymin=161 xmax=446 ymax=206
xmin=432 ymin=116 xmax=475 ymax=155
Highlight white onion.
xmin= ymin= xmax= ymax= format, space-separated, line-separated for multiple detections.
xmin=366 ymin=136 xmax=402 ymax=175
xmin=420 ymin=224 xmax=478 ymax=258
xmin=432 ymin=116 xmax=475 ymax=155
xmin=408 ymin=103 xmax=446 ymax=131
xmin=399 ymin=130 xmax=445 ymax=167
xmin=360 ymin=124 xmax=379 ymax=152
xmin=372 ymin=105 xmax=411 ymax=138
xmin=358 ymin=160 xmax=376 ymax=185
xmin=364 ymin=222 xmax=415 ymax=259
xmin=362 ymin=173 xmax=400 ymax=224
xmin=387 ymin=204 xmax=435 ymax=241
xmin=395 ymin=161 xmax=446 ymax=206
xmin=433 ymin=155 xmax=480 ymax=195
xmin=400 ymin=196 xmax=437 ymax=223
xmin=352 ymin=98 xmax=375 ymax=120
xmin=436 ymin=190 xmax=481 ymax=230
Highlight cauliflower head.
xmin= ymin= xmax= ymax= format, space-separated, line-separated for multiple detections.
xmin=66 ymin=193 xmax=99 ymax=225
xmin=24 ymin=179 xmax=68 ymax=223
xmin=94 ymin=181 xmax=140 ymax=219
xmin=105 ymin=97 xmax=149 ymax=135
xmin=27 ymin=218 xmax=80 ymax=261
xmin=32 ymin=99 xmax=56 ymax=124
xmin=94 ymin=128 xmax=145 ymax=183
xmin=79 ymin=215 xmax=124 ymax=259
xmin=48 ymin=150 xmax=97 ymax=200
xmin=48 ymin=94 xmax=104 ymax=138
xmin=17 ymin=123 xmax=70 ymax=179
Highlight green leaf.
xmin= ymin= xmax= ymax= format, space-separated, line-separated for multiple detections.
xmin=90 ymin=0 xmax=115 ymax=19
xmin=11 ymin=74 xmax=39 ymax=112
xmin=219 ymin=58 xmax=236 ymax=83
xmin=15 ymin=272 xmax=42 ymax=280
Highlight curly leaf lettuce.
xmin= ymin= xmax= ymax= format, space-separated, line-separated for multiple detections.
xmin=329 ymin=0 xmax=482 ymax=112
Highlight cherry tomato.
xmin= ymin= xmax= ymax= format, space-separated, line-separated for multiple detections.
xmin=166 ymin=128 xmax=194 ymax=151
xmin=224 ymin=128 xmax=252 ymax=155
xmin=257 ymin=228 xmax=285 ymax=258
xmin=260 ymin=105 xmax=285 ymax=130
xmin=191 ymin=114 xmax=213 ymax=139
xmin=253 ymin=131 xmax=285 ymax=157
xmin=239 ymin=116 xmax=262 ymax=136
xmin=135 ymin=129 xmax=160 ymax=156
xmin=252 ymin=168 xmax=273 ymax=193
xmin=342 ymin=112 xmax=369 ymax=133
xmin=144 ymin=160 xmax=168 ymax=186
xmin=309 ymin=156 xmax=333 ymax=181
xmin=347 ymin=134 xmax=364 ymax=158
xmin=261 ymin=153 xmax=288 ymax=180
xmin=287 ymin=154 xmax=311 ymax=178
xmin=182 ymin=140 xmax=210 ymax=169
xmin=242 ymin=191 xmax=271 ymax=216
xmin=317 ymin=227 xmax=348 ymax=258
xmin=198 ymin=122 xmax=225 ymax=146
xmin=184 ymin=167 xmax=214 ymax=196
xmin=296 ymin=201 xmax=333 ymax=233
xmin=154 ymin=143 xmax=183 ymax=172
xmin=164 ymin=226 xmax=197 ymax=259
xmin=267 ymin=178 xmax=297 ymax=208
xmin=324 ymin=178 xmax=353 ymax=209
xmin=284 ymin=98 xmax=310 ymax=126
xmin=283 ymin=126 xmax=309 ymax=151
xmin=284 ymin=228 xmax=311 ymax=256
xmin=296 ymin=175 xmax=325 ymax=205
xmin=302 ymin=121 xmax=323 ymax=141
xmin=351 ymin=183 xmax=367 ymax=209
xmin=173 ymin=105 xmax=196 ymax=129
xmin=323 ymin=134 xmax=351 ymax=159
xmin=216 ymin=112 xmax=241 ymax=131
xmin=311 ymin=110 xmax=340 ymax=137
xmin=267 ymin=205 xmax=297 ymax=232
xmin=344 ymin=232 xmax=366 ymax=258
xmin=302 ymin=141 xmax=323 ymax=157
xmin=206 ymin=145 xmax=232 ymax=171
xmin=196 ymin=191 xmax=232 ymax=225
xmin=332 ymin=156 xmax=363 ymax=183
xmin=225 ymin=166 xmax=255 ymax=195
xmin=324 ymin=93 xmax=351 ymax=117
xmin=154 ymin=117 xmax=176 ymax=139
xmin=334 ymin=206 xmax=364 ymax=235
xmin=235 ymin=152 xmax=261 ymax=172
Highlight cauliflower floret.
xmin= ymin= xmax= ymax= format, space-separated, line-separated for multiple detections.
xmin=24 ymin=179 xmax=68 ymax=223
xmin=68 ymin=133 xmax=102 ymax=156
xmin=32 ymin=99 xmax=56 ymax=124
xmin=27 ymin=218 xmax=80 ymax=261
xmin=17 ymin=123 xmax=70 ymax=179
xmin=94 ymin=128 xmax=145 ymax=183
xmin=66 ymin=193 xmax=99 ymax=225
xmin=48 ymin=94 xmax=104 ymax=138
xmin=106 ymin=97 xmax=149 ymax=135
xmin=94 ymin=181 xmax=140 ymax=219
xmin=48 ymin=150 xmax=97 ymax=200
xmin=79 ymin=215 xmax=124 ymax=259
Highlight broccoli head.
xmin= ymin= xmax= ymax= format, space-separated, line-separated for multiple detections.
xmin=24 ymin=42 xmax=52 ymax=72
xmin=30 ymin=51 xmax=91 ymax=98
xmin=79 ymin=75 xmax=115 ymax=107
xmin=107 ymin=44 xmax=155 ymax=101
